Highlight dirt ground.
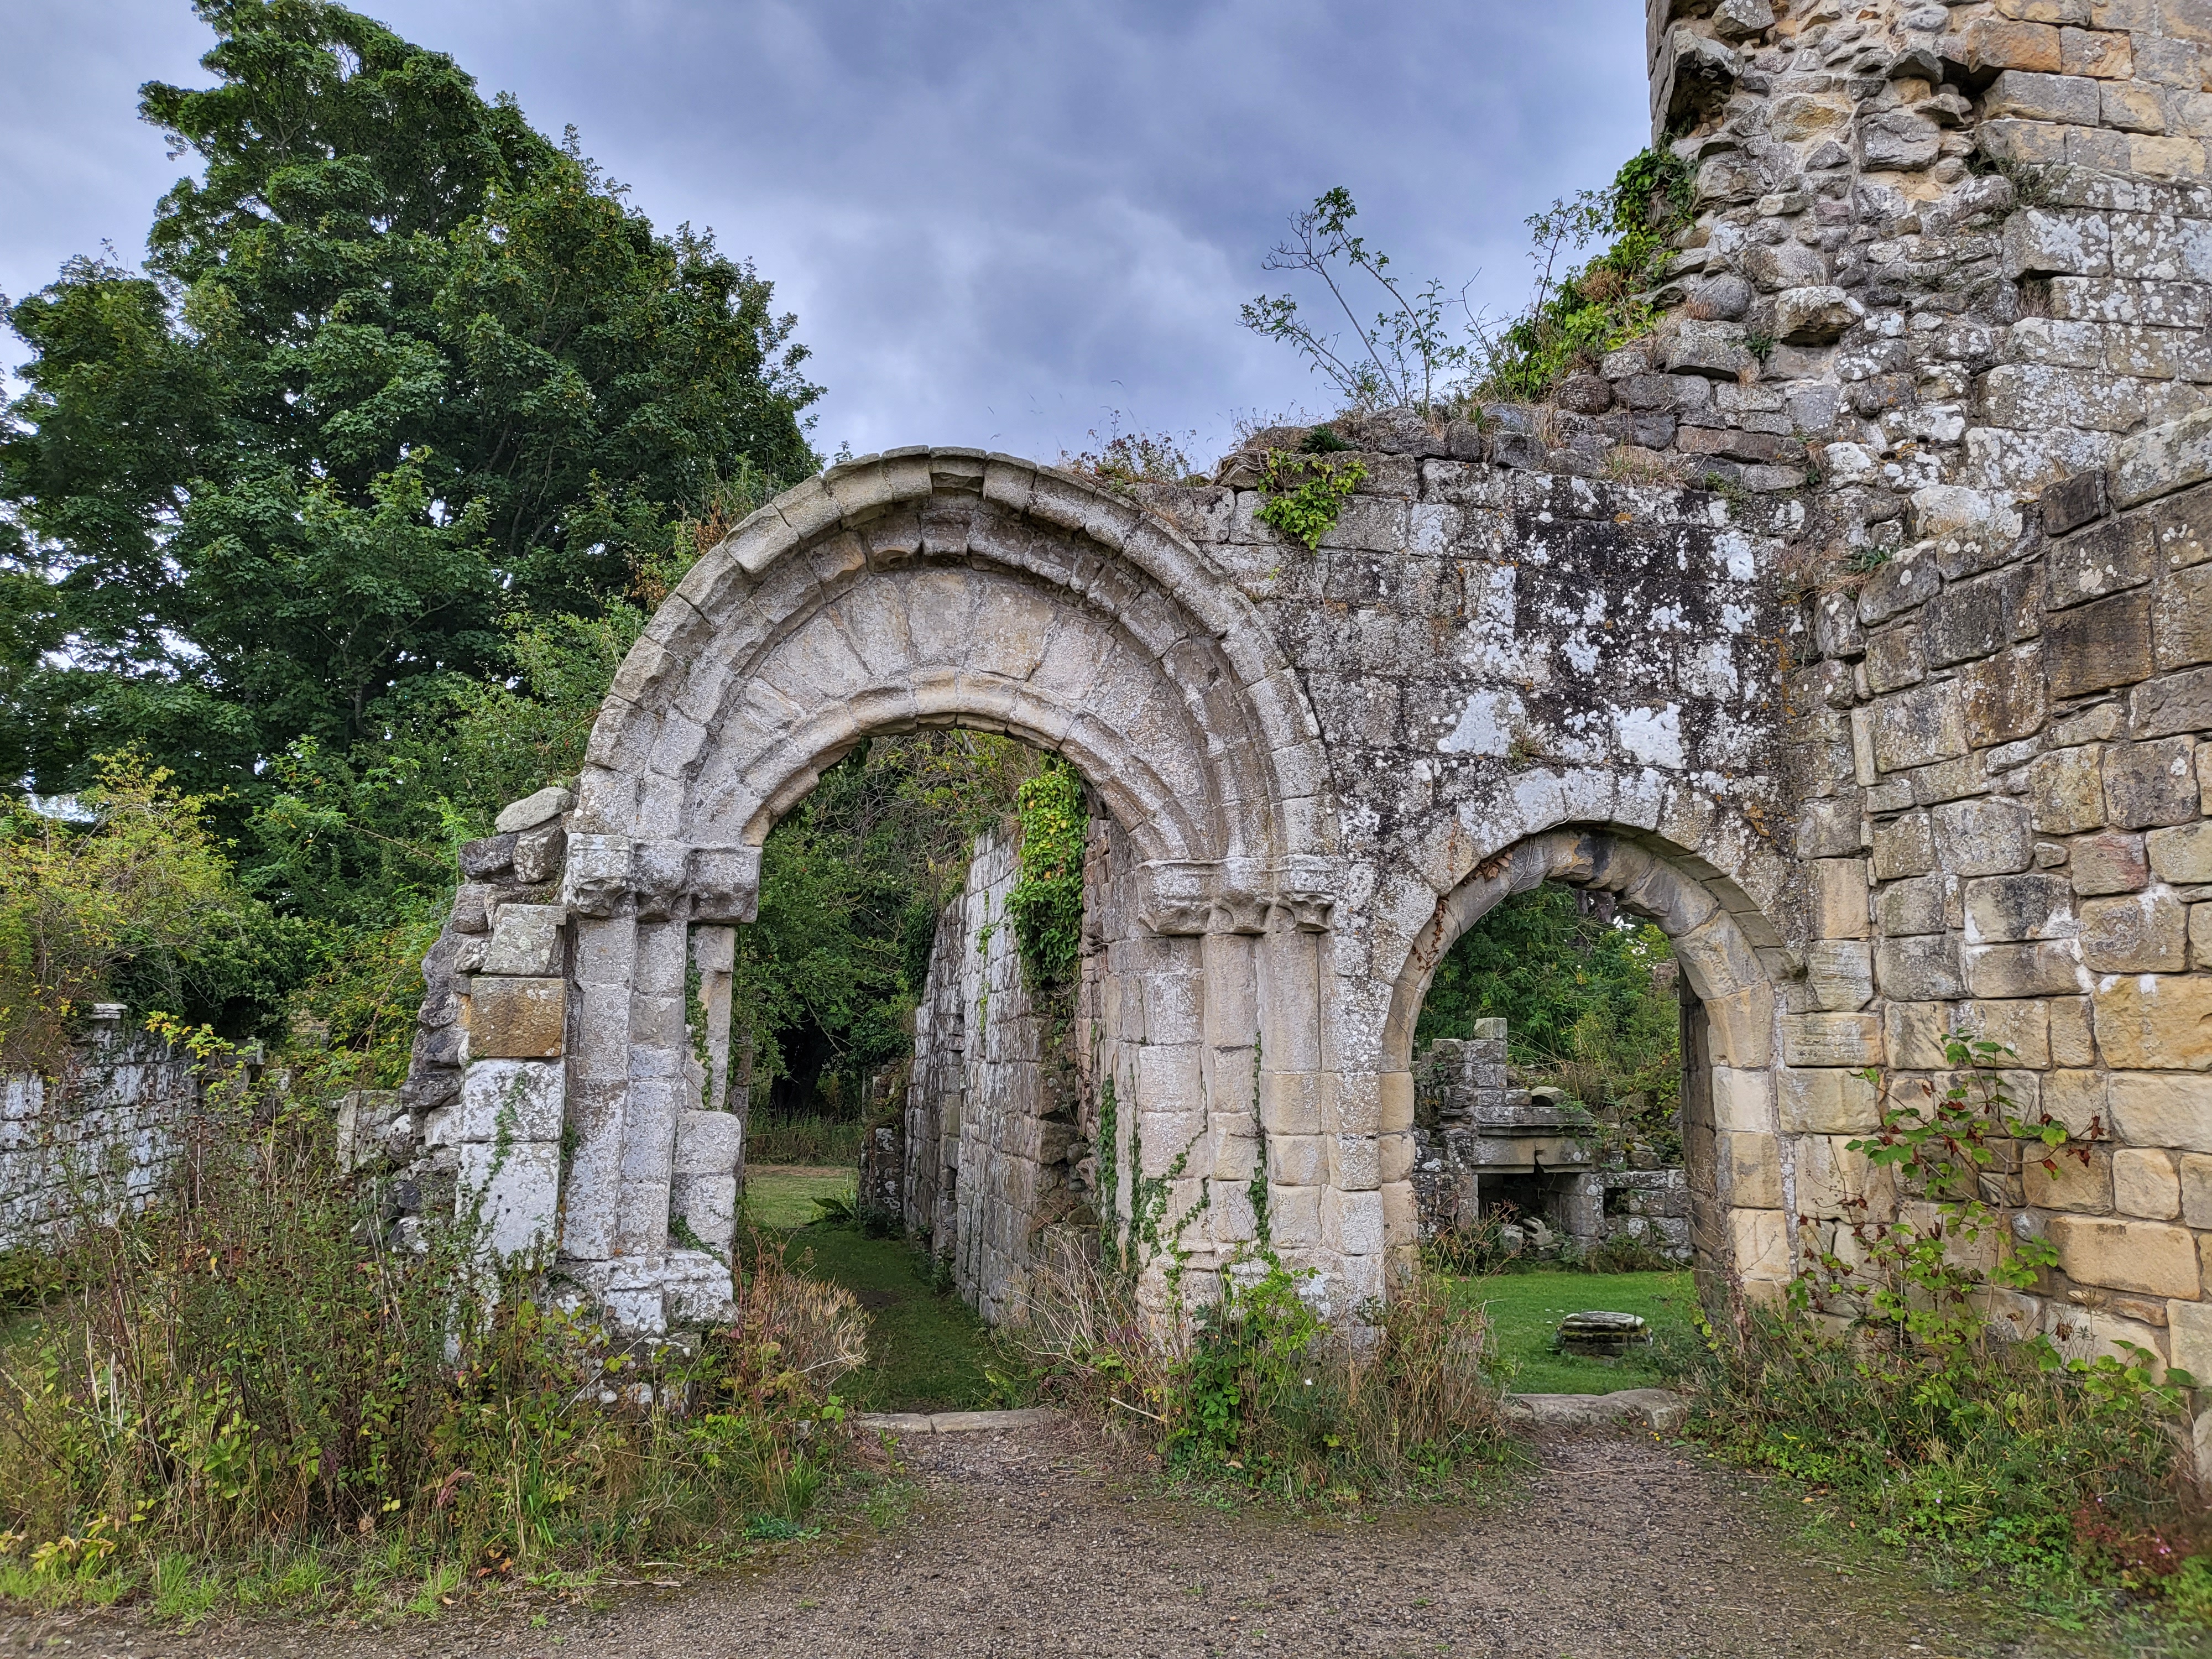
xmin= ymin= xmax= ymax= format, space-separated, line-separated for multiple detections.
xmin=0 ymin=1421 xmax=2136 ymax=1659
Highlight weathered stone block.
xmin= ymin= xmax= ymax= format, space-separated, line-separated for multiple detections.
xmin=1876 ymin=935 xmax=1965 ymax=1001
xmin=1965 ymin=873 xmax=2077 ymax=942
xmin=1932 ymin=796 xmax=2034 ymax=877
xmin=1959 ymin=646 xmax=2048 ymax=747
xmin=2024 ymin=1144 xmax=2114 ymax=1211
xmin=458 ymin=1140 xmax=561 ymax=1261
xmin=1961 ymin=998 xmax=2054 ymax=1068
xmin=2112 ymin=405 xmax=2212 ymax=509
xmin=1877 ymin=874 xmax=1949 ymax=937
xmin=2183 ymin=1152 xmax=2212 ymax=1227
xmin=1885 ymin=1002 xmax=1954 ymax=1072
xmin=1807 ymin=938 xmax=1872 ymax=1011
xmin=2080 ymin=891 xmax=2190 ymax=973
xmin=1725 ymin=1131 xmax=1783 ymax=1209
xmin=1864 ymin=625 xmax=1926 ymax=693
xmin=1781 ymin=1014 xmax=1884 ymax=1069
xmin=2111 ymin=1071 xmax=2212 ymax=1150
xmin=2105 ymin=737 xmax=2201 ymax=828
xmin=1808 ymin=857 xmax=1871 ymax=940
xmin=1666 ymin=321 xmax=1754 ymax=378
xmin=1876 ymin=686 xmax=1964 ymax=779
xmin=2046 ymin=590 xmax=2156 ymax=698
xmin=2131 ymin=666 xmax=2212 ymax=738
xmin=2157 ymin=566 xmax=2212 ymax=671
xmin=1964 ymin=941 xmax=2086 ymax=998
xmin=1775 ymin=286 xmax=1863 ymax=344
xmin=495 ymin=785 xmax=572 ymax=836
xmin=674 ymin=1109 xmax=743 ymax=1177
xmin=2046 ymin=1215 xmax=2199 ymax=1297
xmin=2028 ymin=745 xmax=2107 ymax=834
xmin=1872 ymin=811 xmax=1938 ymax=880
xmin=2049 ymin=515 xmax=2154 ymax=610
xmin=2096 ymin=977 xmax=2212 ymax=1070
xmin=468 ymin=977 xmax=567 ymax=1061
xmin=2115 ymin=1147 xmax=2182 ymax=1219
xmin=2070 ymin=828 xmax=2150 ymax=894
xmin=483 ymin=904 xmax=565 ymax=978
xmin=2042 ymin=469 xmax=2108 ymax=536
xmin=455 ymin=1059 xmax=565 ymax=1144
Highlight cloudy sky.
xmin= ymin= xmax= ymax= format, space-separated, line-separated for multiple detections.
xmin=1 ymin=1 xmax=1648 ymax=466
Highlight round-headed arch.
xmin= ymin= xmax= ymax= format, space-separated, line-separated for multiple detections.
xmin=569 ymin=447 xmax=1338 ymax=924
xmin=1380 ymin=825 xmax=1779 ymax=1076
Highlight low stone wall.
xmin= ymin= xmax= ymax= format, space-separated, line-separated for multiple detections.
xmin=0 ymin=1015 xmax=195 ymax=1252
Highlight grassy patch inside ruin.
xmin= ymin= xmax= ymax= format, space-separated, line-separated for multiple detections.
xmin=1465 ymin=1267 xmax=1696 ymax=1396
xmin=745 ymin=1164 xmax=857 ymax=1229
xmin=755 ymin=1181 xmax=998 ymax=1413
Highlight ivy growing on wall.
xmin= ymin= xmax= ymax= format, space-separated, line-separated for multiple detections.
xmin=1006 ymin=760 xmax=1087 ymax=985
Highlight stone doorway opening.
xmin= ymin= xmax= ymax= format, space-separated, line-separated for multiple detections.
xmin=1379 ymin=827 xmax=1786 ymax=1314
xmin=687 ymin=726 xmax=1105 ymax=1401
xmin=1405 ymin=875 xmax=1692 ymax=1269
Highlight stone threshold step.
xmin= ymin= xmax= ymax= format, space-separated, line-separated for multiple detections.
xmin=1504 ymin=1388 xmax=1688 ymax=1432
xmin=852 ymin=1407 xmax=1064 ymax=1435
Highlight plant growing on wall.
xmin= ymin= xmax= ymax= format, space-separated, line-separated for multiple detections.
xmin=1254 ymin=447 xmax=1367 ymax=552
xmin=1006 ymin=759 xmax=1086 ymax=986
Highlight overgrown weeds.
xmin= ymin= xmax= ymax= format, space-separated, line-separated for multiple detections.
xmin=0 ymin=1062 xmax=864 ymax=1619
xmin=1001 ymin=1237 xmax=1508 ymax=1503
xmin=1684 ymin=1031 xmax=2212 ymax=1617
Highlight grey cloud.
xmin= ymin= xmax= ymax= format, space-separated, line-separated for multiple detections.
xmin=2 ymin=0 xmax=1648 ymax=463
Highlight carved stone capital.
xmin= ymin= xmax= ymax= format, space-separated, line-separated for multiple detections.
xmin=559 ymin=835 xmax=761 ymax=924
xmin=1135 ymin=859 xmax=1339 ymax=936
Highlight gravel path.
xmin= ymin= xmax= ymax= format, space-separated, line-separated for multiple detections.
xmin=0 ymin=1422 xmax=2112 ymax=1658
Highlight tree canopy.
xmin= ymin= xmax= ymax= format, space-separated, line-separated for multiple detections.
xmin=1 ymin=0 xmax=818 ymax=808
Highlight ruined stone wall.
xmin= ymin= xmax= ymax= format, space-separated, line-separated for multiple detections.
xmin=0 ymin=1018 xmax=195 ymax=1252
xmin=895 ymin=824 xmax=1098 ymax=1323
xmin=397 ymin=0 xmax=2212 ymax=1366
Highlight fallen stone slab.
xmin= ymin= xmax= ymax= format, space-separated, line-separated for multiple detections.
xmin=853 ymin=1407 xmax=1063 ymax=1435
xmin=1503 ymin=1388 xmax=1689 ymax=1433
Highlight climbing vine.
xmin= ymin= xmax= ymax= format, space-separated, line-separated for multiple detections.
xmin=1007 ymin=760 xmax=1086 ymax=985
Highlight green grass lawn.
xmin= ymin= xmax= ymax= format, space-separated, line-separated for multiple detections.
xmin=745 ymin=1163 xmax=995 ymax=1413
xmin=1465 ymin=1267 xmax=1697 ymax=1395
xmin=744 ymin=1164 xmax=855 ymax=1228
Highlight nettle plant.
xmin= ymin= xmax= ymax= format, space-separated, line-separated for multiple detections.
xmin=1794 ymin=1031 xmax=2192 ymax=1401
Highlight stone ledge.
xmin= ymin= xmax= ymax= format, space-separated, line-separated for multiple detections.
xmin=852 ymin=1408 xmax=1065 ymax=1436
xmin=1503 ymin=1388 xmax=1689 ymax=1433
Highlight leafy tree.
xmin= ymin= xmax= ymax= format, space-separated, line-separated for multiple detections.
xmin=1416 ymin=883 xmax=1679 ymax=1122
xmin=1 ymin=0 xmax=818 ymax=813
xmin=0 ymin=755 xmax=278 ymax=1072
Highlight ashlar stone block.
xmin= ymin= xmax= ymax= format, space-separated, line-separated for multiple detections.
xmin=2110 ymin=1071 xmax=2212 ymax=1147
xmin=2096 ymin=978 xmax=2212 ymax=1070
xmin=2069 ymin=829 xmax=2150 ymax=894
xmin=2028 ymin=745 xmax=2108 ymax=834
xmin=2079 ymin=890 xmax=2190 ymax=972
xmin=2046 ymin=1214 xmax=2200 ymax=1297
xmin=2105 ymin=738 xmax=2201 ymax=828
xmin=468 ymin=977 xmax=567 ymax=1061
xmin=2114 ymin=1147 xmax=2182 ymax=1219
xmin=1932 ymin=796 xmax=2035 ymax=877
xmin=2045 ymin=590 xmax=2156 ymax=698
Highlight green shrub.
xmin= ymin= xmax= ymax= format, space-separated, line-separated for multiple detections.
xmin=1003 ymin=1239 xmax=1506 ymax=1500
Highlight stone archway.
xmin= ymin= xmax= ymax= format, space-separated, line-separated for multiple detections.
xmin=1375 ymin=826 xmax=1787 ymax=1313
xmin=540 ymin=448 xmax=1345 ymax=1332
